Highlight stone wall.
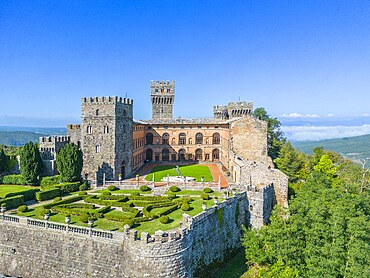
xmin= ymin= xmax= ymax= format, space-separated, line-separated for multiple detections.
xmin=0 ymin=193 xmax=248 ymax=278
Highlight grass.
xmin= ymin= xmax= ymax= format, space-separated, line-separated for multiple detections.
xmin=0 ymin=184 xmax=38 ymax=198
xmin=145 ymin=165 xmax=213 ymax=182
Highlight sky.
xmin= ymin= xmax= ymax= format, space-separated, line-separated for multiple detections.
xmin=1 ymin=1 xmax=370 ymax=140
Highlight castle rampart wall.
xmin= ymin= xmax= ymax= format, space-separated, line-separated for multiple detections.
xmin=0 ymin=194 xmax=247 ymax=278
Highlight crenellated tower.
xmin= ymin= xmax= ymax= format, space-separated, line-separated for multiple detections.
xmin=150 ymin=80 xmax=175 ymax=120
xmin=81 ymin=96 xmax=133 ymax=182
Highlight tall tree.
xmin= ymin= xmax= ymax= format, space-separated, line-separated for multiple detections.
xmin=253 ymin=107 xmax=286 ymax=160
xmin=56 ymin=143 xmax=83 ymax=182
xmin=20 ymin=142 xmax=43 ymax=185
xmin=0 ymin=148 xmax=9 ymax=175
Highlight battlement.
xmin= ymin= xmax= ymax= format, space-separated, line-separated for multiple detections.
xmin=213 ymin=101 xmax=253 ymax=119
xmin=66 ymin=124 xmax=81 ymax=130
xmin=150 ymin=80 xmax=175 ymax=87
xmin=39 ymin=136 xmax=71 ymax=144
xmin=82 ymin=96 xmax=133 ymax=105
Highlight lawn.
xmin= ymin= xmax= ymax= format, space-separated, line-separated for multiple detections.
xmin=0 ymin=185 xmax=38 ymax=198
xmin=94 ymin=189 xmax=152 ymax=195
xmin=145 ymin=165 xmax=213 ymax=182
xmin=164 ymin=189 xmax=222 ymax=197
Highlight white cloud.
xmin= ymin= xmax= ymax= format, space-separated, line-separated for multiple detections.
xmin=282 ymin=124 xmax=370 ymax=141
xmin=280 ymin=113 xmax=320 ymax=118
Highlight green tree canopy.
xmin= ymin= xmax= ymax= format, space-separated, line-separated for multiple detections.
xmin=20 ymin=142 xmax=43 ymax=185
xmin=253 ymin=107 xmax=286 ymax=160
xmin=56 ymin=143 xmax=83 ymax=182
xmin=0 ymin=147 xmax=9 ymax=175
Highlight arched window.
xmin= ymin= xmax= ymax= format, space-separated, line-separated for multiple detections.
xmin=196 ymin=133 xmax=203 ymax=144
xmin=146 ymin=149 xmax=153 ymax=161
xmin=146 ymin=133 xmax=153 ymax=145
xmin=179 ymin=133 xmax=186 ymax=145
xmin=162 ymin=133 xmax=169 ymax=144
xmin=212 ymin=133 xmax=220 ymax=144
xmin=195 ymin=148 xmax=202 ymax=161
xmin=96 ymin=109 xmax=99 ymax=116
xmin=178 ymin=148 xmax=186 ymax=161
xmin=212 ymin=149 xmax=220 ymax=161
xmin=162 ymin=148 xmax=170 ymax=161
xmin=87 ymin=125 xmax=92 ymax=134
xmin=172 ymin=138 xmax=176 ymax=145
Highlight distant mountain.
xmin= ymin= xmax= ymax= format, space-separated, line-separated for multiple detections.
xmin=292 ymin=134 xmax=370 ymax=165
xmin=0 ymin=126 xmax=66 ymax=146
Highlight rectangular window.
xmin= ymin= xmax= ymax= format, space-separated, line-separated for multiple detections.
xmin=96 ymin=145 xmax=101 ymax=153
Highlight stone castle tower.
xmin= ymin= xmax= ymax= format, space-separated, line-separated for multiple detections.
xmin=81 ymin=96 xmax=133 ymax=181
xmin=150 ymin=80 xmax=175 ymax=120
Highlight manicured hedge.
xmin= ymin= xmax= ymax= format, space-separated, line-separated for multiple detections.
xmin=169 ymin=186 xmax=181 ymax=192
xmin=36 ymin=188 xmax=61 ymax=202
xmin=5 ymin=188 xmax=40 ymax=201
xmin=1 ymin=174 xmax=26 ymax=185
xmin=0 ymin=196 xmax=25 ymax=209
xmin=143 ymin=202 xmax=178 ymax=218
xmin=54 ymin=182 xmax=80 ymax=193
xmin=128 ymin=195 xmax=170 ymax=202
xmin=140 ymin=185 xmax=151 ymax=192
xmin=104 ymin=210 xmax=138 ymax=222
xmin=159 ymin=215 xmax=169 ymax=224
xmin=40 ymin=175 xmax=61 ymax=186
xmin=43 ymin=196 xmax=82 ymax=209
xmin=203 ymin=187 xmax=214 ymax=193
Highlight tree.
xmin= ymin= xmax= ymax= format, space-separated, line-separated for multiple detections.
xmin=253 ymin=107 xmax=286 ymax=160
xmin=20 ymin=142 xmax=43 ymax=185
xmin=56 ymin=143 xmax=83 ymax=182
xmin=0 ymin=148 xmax=9 ymax=175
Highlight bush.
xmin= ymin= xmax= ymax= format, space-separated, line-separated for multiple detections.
xmin=5 ymin=188 xmax=40 ymax=201
xmin=107 ymin=185 xmax=117 ymax=191
xmin=181 ymin=202 xmax=190 ymax=211
xmin=17 ymin=205 xmax=28 ymax=212
xmin=79 ymin=182 xmax=89 ymax=191
xmin=159 ymin=215 xmax=169 ymax=224
xmin=140 ymin=185 xmax=151 ymax=192
xmin=201 ymin=193 xmax=210 ymax=200
xmin=1 ymin=174 xmax=26 ymax=185
xmin=55 ymin=182 xmax=80 ymax=193
xmin=53 ymin=197 xmax=62 ymax=203
xmin=40 ymin=175 xmax=61 ymax=186
xmin=203 ymin=187 xmax=213 ymax=194
xmin=101 ymin=191 xmax=112 ymax=196
xmin=38 ymin=208 xmax=50 ymax=217
xmin=78 ymin=191 xmax=87 ymax=196
xmin=167 ymin=192 xmax=177 ymax=200
xmin=36 ymin=188 xmax=61 ymax=202
xmin=80 ymin=213 xmax=89 ymax=223
xmin=169 ymin=186 xmax=180 ymax=192
xmin=0 ymin=196 xmax=25 ymax=209
xmin=43 ymin=196 xmax=82 ymax=209
xmin=123 ymin=218 xmax=135 ymax=228
xmin=131 ymin=192 xmax=140 ymax=196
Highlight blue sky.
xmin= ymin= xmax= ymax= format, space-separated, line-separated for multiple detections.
xmin=1 ymin=1 xmax=370 ymax=138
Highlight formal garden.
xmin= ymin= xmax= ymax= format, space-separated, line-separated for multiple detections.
xmin=144 ymin=164 xmax=213 ymax=182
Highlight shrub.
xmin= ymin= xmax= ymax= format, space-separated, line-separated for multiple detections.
xmin=38 ymin=208 xmax=50 ymax=217
xmin=201 ymin=193 xmax=210 ymax=200
xmin=1 ymin=174 xmax=26 ymax=185
xmin=20 ymin=142 xmax=43 ymax=185
xmin=43 ymin=196 xmax=82 ymax=209
xmin=181 ymin=202 xmax=190 ymax=211
xmin=36 ymin=188 xmax=61 ymax=202
xmin=107 ymin=185 xmax=117 ymax=191
xmin=123 ymin=218 xmax=134 ymax=227
xmin=167 ymin=192 xmax=177 ymax=200
xmin=54 ymin=182 xmax=80 ymax=193
xmin=203 ymin=187 xmax=213 ymax=194
xmin=53 ymin=197 xmax=62 ymax=203
xmin=140 ymin=185 xmax=151 ymax=192
xmin=169 ymin=186 xmax=180 ymax=192
xmin=56 ymin=143 xmax=83 ymax=182
xmin=40 ymin=175 xmax=61 ymax=186
xmin=159 ymin=215 xmax=169 ymax=224
xmin=102 ymin=191 xmax=112 ymax=196
xmin=0 ymin=196 xmax=25 ymax=209
xmin=17 ymin=205 xmax=28 ymax=212
xmin=78 ymin=191 xmax=88 ymax=196
xmin=80 ymin=213 xmax=89 ymax=223
xmin=131 ymin=192 xmax=140 ymax=196
xmin=5 ymin=188 xmax=40 ymax=201
xmin=79 ymin=182 xmax=89 ymax=191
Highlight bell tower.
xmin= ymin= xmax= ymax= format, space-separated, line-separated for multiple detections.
xmin=150 ymin=80 xmax=175 ymax=120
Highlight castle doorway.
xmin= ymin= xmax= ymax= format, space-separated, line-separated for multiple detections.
xmin=162 ymin=148 xmax=169 ymax=161
xmin=178 ymin=149 xmax=186 ymax=161
xmin=121 ymin=163 xmax=125 ymax=178
xmin=146 ymin=149 xmax=153 ymax=161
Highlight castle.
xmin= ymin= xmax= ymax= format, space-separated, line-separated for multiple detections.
xmin=39 ymin=80 xmax=288 ymax=227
